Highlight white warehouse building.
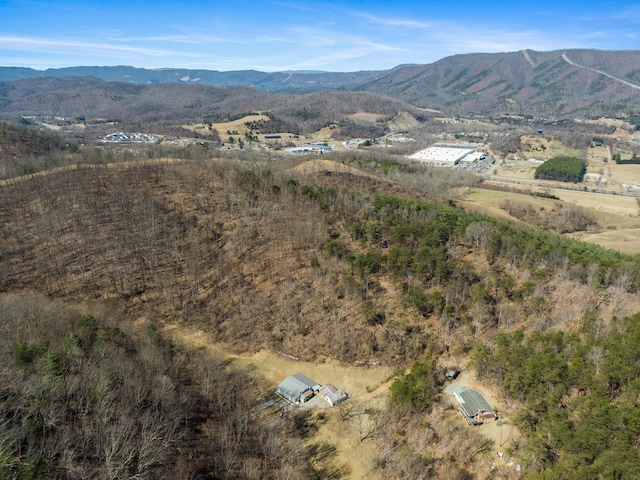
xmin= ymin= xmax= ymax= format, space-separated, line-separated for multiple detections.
xmin=407 ymin=144 xmax=477 ymax=167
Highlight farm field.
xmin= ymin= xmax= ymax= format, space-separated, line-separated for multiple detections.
xmin=608 ymin=162 xmax=640 ymax=185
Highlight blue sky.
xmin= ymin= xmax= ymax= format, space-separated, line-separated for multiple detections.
xmin=1 ymin=0 xmax=640 ymax=72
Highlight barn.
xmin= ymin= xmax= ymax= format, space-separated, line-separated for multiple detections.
xmin=276 ymin=373 xmax=321 ymax=404
xmin=453 ymin=388 xmax=497 ymax=425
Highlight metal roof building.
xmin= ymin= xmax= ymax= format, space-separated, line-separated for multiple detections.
xmin=453 ymin=388 xmax=497 ymax=425
xmin=407 ymin=145 xmax=475 ymax=166
xmin=318 ymin=384 xmax=349 ymax=407
xmin=276 ymin=373 xmax=321 ymax=404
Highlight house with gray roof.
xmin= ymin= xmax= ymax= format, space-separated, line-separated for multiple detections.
xmin=453 ymin=388 xmax=497 ymax=425
xmin=276 ymin=373 xmax=321 ymax=404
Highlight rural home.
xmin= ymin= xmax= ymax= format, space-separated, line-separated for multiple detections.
xmin=453 ymin=388 xmax=497 ymax=425
xmin=276 ymin=373 xmax=321 ymax=404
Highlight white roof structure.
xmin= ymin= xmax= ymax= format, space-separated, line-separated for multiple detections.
xmin=408 ymin=145 xmax=475 ymax=166
xmin=460 ymin=152 xmax=485 ymax=162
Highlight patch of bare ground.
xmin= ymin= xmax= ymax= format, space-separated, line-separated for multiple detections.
xmin=348 ymin=112 xmax=383 ymax=124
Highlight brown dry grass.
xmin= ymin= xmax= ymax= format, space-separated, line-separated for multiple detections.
xmin=288 ymin=159 xmax=387 ymax=181
xmin=461 ymin=187 xmax=640 ymax=253
xmin=348 ymin=112 xmax=382 ymax=124
xmin=182 ymin=113 xmax=273 ymax=139
xmin=608 ymin=163 xmax=640 ymax=185
xmin=585 ymin=145 xmax=609 ymax=174
xmin=165 ymin=322 xmax=393 ymax=398
xmin=519 ymin=135 xmax=581 ymax=160
xmin=495 ymin=160 xmax=540 ymax=178
xmin=572 ymin=228 xmax=640 ymax=254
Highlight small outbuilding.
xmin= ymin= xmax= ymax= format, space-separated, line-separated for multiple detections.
xmin=276 ymin=373 xmax=321 ymax=404
xmin=318 ymin=384 xmax=349 ymax=407
xmin=453 ymin=388 xmax=497 ymax=425
xmin=445 ymin=369 xmax=459 ymax=380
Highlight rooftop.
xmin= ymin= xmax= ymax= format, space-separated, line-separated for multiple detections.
xmin=453 ymin=388 xmax=494 ymax=418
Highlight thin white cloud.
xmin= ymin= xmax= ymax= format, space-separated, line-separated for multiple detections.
xmin=608 ymin=5 xmax=640 ymax=22
xmin=0 ymin=35 xmax=197 ymax=58
xmin=106 ymin=33 xmax=247 ymax=45
xmin=357 ymin=13 xmax=441 ymax=30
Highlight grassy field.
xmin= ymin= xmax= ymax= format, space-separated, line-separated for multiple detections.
xmin=182 ymin=114 xmax=275 ymax=141
xmin=497 ymin=135 xmax=586 ymax=179
xmin=608 ymin=162 xmax=640 ymax=185
xmin=518 ymin=134 xmax=581 ymax=160
xmin=585 ymin=144 xmax=609 ymax=175
xmin=573 ymin=228 xmax=640 ymax=255
xmin=495 ymin=160 xmax=540 ymax=178
xmin=462 ymin=187 xmax=640 ymax=253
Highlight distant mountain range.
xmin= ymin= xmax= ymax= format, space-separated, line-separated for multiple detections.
xmin=2 ymin=49 xmax=640 ymax=119
xmin=0 ymin=65 xmax=385 ymax=92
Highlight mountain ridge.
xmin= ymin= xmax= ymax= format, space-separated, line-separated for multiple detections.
xmin=2 ymin=48 xmax=640 ymax=119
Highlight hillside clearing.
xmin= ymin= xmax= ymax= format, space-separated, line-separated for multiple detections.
xmin=164 ymin=321 xmax=394 ymax=480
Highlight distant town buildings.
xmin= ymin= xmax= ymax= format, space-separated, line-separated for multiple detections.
xmin=285 ymin=142 xmax=333 ymax=154
xmin=101 ymin=132 xmax=161 ymax=143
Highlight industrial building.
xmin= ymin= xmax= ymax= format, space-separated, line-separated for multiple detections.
xmin=407 ymin=144 xmax=477 ymax=166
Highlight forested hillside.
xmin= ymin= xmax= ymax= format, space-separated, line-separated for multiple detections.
xmin=0 ymin=121 xmax=70 ymax=176
xmin=0 ymin=77 xmax=425 ymax=137
xmin=0 ymin=293 xmax=336 ymax=479
xmin=2 ymin=123 xmax=640 ymax=477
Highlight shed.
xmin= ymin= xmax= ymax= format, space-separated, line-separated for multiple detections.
xmin=276 ymin=373 xmax=321 ymax=404
xmin=453 ymin=388 xmax=497 ymax=425
xmin=445 ymin=369 xmax=459 ymax=380
xmin=319 ymin=384 xmax=349 ymax=407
